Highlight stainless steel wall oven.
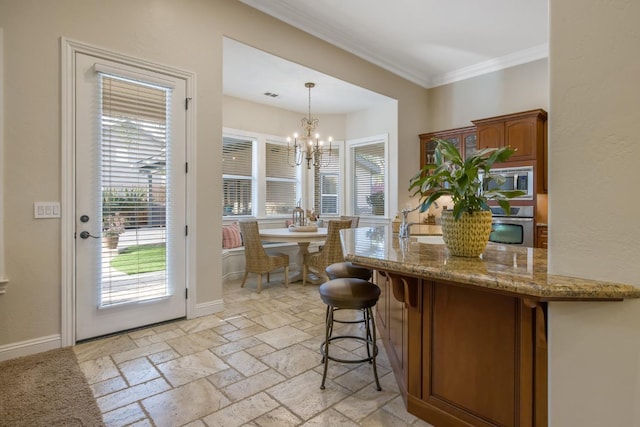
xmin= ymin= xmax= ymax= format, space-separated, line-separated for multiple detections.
xmin=489 ymin=205 xmax=534 ymax=247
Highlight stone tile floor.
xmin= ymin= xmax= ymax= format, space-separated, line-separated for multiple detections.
xmin=75 ymin=274 xmax=434 ymax=427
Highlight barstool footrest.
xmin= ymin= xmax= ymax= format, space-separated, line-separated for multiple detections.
xmin=320 ymin=335 xmax=378 ymax=364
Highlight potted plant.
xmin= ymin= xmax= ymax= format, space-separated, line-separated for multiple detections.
xmin=408 ymin=138 xmax=524 ymax=257
xmin=103 ymin=212 xmax=126 ymax=249
xmin=366 ymin=191 xmax=385 ymax=216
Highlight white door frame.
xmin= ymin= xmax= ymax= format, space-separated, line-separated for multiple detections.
xmin=60 ymin=38 xmax=197 ymax=346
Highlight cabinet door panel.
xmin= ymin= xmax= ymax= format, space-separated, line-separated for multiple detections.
xmin=477 ymin=124 xmax=504 ymax=150
xmin=444 ymin=136 xmax=461 ymax=154
xmin=463 ymin=131 xmax=477 ymax=159
xmin=428 ymin=282 xmax=519 ymax=426
xmin=506 ymin=118 xmax=536 ymax=161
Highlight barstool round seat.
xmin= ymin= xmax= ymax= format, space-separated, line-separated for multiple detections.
xmin=325 ymin=262 xmax=373 ymax=281
xmin=319 ymin=278 xmax=380 ymax=310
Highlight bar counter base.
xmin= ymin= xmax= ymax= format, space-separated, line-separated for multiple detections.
xmin=374 ymin=270 xmax=548 ymax=427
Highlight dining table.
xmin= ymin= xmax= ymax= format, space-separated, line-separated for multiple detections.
xmin=259 ymin=227 xmax=328 ymax=284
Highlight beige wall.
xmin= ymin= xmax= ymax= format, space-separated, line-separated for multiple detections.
xmin=345 ymin=100 xmax=400 ymax=213
xmin=426 ymin=58 xmax=549 ymax=132
xmin=0 ymin=0 xmax=427 ymax=349
xmin=548 ymin=0 xmax=640 ymax=425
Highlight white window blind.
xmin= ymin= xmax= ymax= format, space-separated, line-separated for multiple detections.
xmin=352 ymin=143 xmax=385 ymax=216
xmin=265 ymin=141 xmax=298 ymax=216
xmin=100 ymin=73 xmax=171 ymax=307
xmin=315 ymin=147 xmax=340 ymax=215
xmin=222 ymin=137 xmax=253 ymax=216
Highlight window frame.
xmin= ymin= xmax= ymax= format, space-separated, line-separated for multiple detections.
xmin=222 ymin=128 xmax=302 ymax=219
xmin=221 ymin=135 xmax=255 ymax=217
xmin=221 ymin=129 xmax=391 ymax=222
xmin=345 ymin=134 xmax=389 ymax=218
xmin=312 ymin=142 xmax=343 ymax=217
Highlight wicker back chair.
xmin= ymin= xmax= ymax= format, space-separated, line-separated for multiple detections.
xmin=239 ymin=221 xmax=289 ymax=293
xmin=302 ymin=219 xmax=353 ymax=286
xmin=339 ymin=216 xmax=360 ymax=227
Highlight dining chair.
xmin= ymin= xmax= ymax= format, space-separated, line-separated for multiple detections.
xmin=339 ymin=215 xmax=360 ymax=227
xmin=239 ymin=221 xmax=289 ymax=293
xmin=302 ymin=219 xmax=353 ymax=286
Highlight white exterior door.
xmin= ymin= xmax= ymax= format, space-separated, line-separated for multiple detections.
xmin=74 ymin=53 xmax=187 ymax=340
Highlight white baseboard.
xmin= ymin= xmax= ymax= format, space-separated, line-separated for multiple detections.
xmin=0 ymin=334 xmax=61 ymax=362
xmin=194 ymin=299 xmax=225 ymax=318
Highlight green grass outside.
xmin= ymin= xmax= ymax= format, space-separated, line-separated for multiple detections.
xmin=111 ymin=243 xmax=166 ymax=275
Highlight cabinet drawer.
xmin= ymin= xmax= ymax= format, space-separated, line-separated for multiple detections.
xmin=536 ymin=226 xmax=548 ymax=249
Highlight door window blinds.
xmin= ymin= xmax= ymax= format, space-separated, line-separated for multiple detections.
xmin=222 ymin=137 xmax=253 ymax=216
xmin=352 ymin=143 xmax=385 ymax=216
xmin=99 ymin=73 xmax=171 ymax=307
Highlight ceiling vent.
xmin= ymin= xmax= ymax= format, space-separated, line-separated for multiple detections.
xmin=263 ymin=92 xmax=279 ymax=98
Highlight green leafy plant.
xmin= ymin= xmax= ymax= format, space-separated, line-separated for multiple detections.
xmin=366 ymin=191 xmax=385 ymax=215
xmin=103 ymin=187 xmax=147 ymax=228
xmin=408 ymin=138 xmax=525 ymax=220
xmin=103 ymin=212 xmax=126 ymax=237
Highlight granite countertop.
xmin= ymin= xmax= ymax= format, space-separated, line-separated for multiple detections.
xmin=341 ymin=226 xmax=640 ymax=301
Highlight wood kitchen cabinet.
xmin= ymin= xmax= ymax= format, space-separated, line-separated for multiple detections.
xmin=536 ymin=225 xmax=548 ymax=249
xmin=419 ymin=126 xmax=477 ymax=169
xmin=374 ymin=270 xmax=414 ymax=396
xmin=375 ymin=271 xmax=548 ymax=427
xmin=346 ymin=227 xmax=639 ymax=427
xmin=472 ymin=109 xmax=547 ymax=164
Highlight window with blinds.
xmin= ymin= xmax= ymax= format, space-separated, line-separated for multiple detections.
xmin=222 ymin=137 xmax=253 ymax=216
xmin=265 ymin=141 xmax=298 ymax=216
xmin=314 ymin=147 xmax=340 ymax=215
xmin=100 ymin=73 xmax=171 ymax=307
xmin=352 ymin=142 xmax=385 ymax=216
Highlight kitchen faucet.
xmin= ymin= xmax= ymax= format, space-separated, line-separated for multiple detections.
xmin=398 ymin=206 xmax=418 ymax=239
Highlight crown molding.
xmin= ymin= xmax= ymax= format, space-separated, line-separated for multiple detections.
xmin=428 ymin=43 xmax=549 ymax=88
xmin=240 ymin=1 xmax=547 ymax=89
xmin=240 ymin=0 xmax=433 ymax=87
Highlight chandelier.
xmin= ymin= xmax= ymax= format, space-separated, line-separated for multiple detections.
xmin=287 ymin=82 xmax=332 ymax=169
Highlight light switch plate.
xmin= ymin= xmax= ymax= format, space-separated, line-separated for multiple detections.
xmin=34 ymin=202 xmax=61 ymax=219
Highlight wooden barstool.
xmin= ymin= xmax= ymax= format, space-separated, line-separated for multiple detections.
xmin=318 ymin=278 xmax=382 ymax=391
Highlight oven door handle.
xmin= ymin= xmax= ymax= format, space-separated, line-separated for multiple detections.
xmin=491 ymin=217 xmax=534 ymax=223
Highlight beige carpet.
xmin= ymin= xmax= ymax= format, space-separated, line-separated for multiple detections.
xmin=0 ymin=347 xmax=104 ymax=427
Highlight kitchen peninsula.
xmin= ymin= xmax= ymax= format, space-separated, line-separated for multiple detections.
xmin=341 ymin=226 xmax=640 ymax=427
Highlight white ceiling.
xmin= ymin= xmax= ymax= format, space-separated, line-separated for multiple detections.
xmin=225 ymin=0 xmax=548 ymax=114
xmin=223 ymin=38 xmax=394 ymax=115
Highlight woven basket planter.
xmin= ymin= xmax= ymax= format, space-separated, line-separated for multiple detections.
xmin=441 ymin=210 xmax=492 ymax=257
